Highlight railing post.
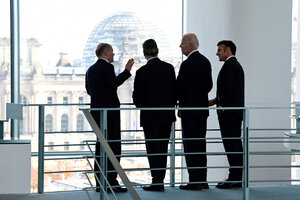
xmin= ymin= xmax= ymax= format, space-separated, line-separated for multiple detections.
xmin=296 ymin=103 xmax=300 ymax=134
xmin=0 ymin=121 xmax=4 ymax=140
xmin=170 ymin=121 xmax=176 ymax=187
xmin=99 ymin=109 xmax=107 ymax=200
xmin=82 ymin=109 xmax=141 ymax=200
xmin=10 ymin=0 xmax=20 ymax=140
xmin=38 ymin=105 xmax=45 ymax=193
xmin=243 ymin=108 xmax=249 ymax=200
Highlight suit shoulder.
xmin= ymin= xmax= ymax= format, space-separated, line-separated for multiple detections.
xmin=86 ymin=64 xmax=96 ymax=74
xmin=198 ymin=53 xmax=211 ymax=64
xmin=136 ymin=64 xmax=147 ymax=74
xmin=224 ymin=59 xmax=244 ymax=76
xmin=186 ymin=52 xmax=211 ymax=69
xmin=157 ymin=61 xmax=175 ymax=74
xmin=227 ymin=58 xmax=243 ymax=68
xmin=160 ymin=60 xmax=174 ymax=68
xmin=188 ymin=52 xmax=210 ymax=62
xmin=102 ymin=61 xmax=114 ymax=69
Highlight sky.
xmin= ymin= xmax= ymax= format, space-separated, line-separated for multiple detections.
xmin=0 ymin=0 xmax=182 ymax=66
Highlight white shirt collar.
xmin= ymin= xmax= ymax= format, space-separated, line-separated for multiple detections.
xmin=99 ymin=58 xmax=109 ymax=63
xmin=187 ymin=50 xmax=198 ymax=58
xmin=226 ymin=55 xmax=235 ymax=61
xmin=147 ymin=57 xmax=158 ymax=62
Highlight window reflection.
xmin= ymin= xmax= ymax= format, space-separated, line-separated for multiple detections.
xmin=45 ymin=114 xmax=53 ymax=132
xmin=13 ymin=0 xmax=182 ymax=192
xmin=61 ymin=114 xmax=68 ymax=132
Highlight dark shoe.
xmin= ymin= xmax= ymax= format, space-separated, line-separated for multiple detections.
xmin=200 ymin=183 xmax=209 ymax=189
xmin=179 ymin=184 xmax=206 ymax=190
xmin=107 ymin=186 xmax=128 ymax=193
xmin=216 ymin=180 xmax=242 ymax=189
xmin=142 ymin=185 xmax=164 ymax=191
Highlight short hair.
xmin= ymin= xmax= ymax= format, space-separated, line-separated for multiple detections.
xmin=95 ymin=43 xmax=111 ymax=57
xmin=183 ymin=33 xmax=199 ymax=49
xmin=190 ymin=37 xmax=199 ymax=49
xmin=187 ymin=34 xmax=199 ymax=49
xmin=143 ymin=39 xmax=158 ymax=57
xmin=217 ymin=40 xmax=237 ymax=55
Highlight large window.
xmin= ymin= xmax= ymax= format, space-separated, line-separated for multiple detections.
xmin=63 ymin=97 xmax=68 ymax=104
xmin=45 ymin=114 xmax=53 ymax=132
xmin=76 ymin=114 xmax=84 ymax=132
xmin=20 ymin=95 xmax=27 ymax=104
xmin=292 ymin=0 xmax=300 ymax=184
xmin=47 ymin=97 xmax=53 ymax=104
xmin=64 ymin=142 xmax=69 ymax=150
xmin=15 ymin=0 xmax=182 ymax=192
xmin=78 ymin=97 xmax=83 ymax=104
xmin=48 ymin=142 xmax=54 ymax=151
xmin=0 ymin=1 xmax=10 ymax=121
xmin=61 ymin=114 xmax=68 ymax=132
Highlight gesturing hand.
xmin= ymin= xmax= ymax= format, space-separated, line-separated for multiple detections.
xmin=125 ymin=58 xmax=134 ymax=71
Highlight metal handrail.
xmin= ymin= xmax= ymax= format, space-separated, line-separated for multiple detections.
xmin=78 ymin=105 xmax=299 ymax=200
xmin=14 ymin=103 xmax=300 ymax=200
xmin=79 ymin=106 xmax=249 ymax=200
xmin=82 ymin=109 xmax=141 ymax=200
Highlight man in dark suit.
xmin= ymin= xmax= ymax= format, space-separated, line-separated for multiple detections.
xmin=132 ymin=39 xmax=176 ymax=191
xmin=209 ymin=40 xmax=245 ymax=189
xmin=85 ymin=43 xmax=134 ymax=192
xmin=177 ymin=33 xmax=213 ymax=190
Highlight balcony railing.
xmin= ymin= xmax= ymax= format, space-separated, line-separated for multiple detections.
xmin=3 ymin=103 xmax=300 ymax=200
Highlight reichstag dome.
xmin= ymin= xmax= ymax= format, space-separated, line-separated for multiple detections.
xmin=82 ymin=12 xmax=174 ymax=70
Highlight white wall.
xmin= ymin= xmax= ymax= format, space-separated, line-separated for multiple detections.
xmin=0 ymin=142 xmax=31 ymax=194
xmin=184 ymin=0 xmax=292 ymax=184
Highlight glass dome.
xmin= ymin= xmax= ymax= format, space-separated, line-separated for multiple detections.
xmin=82 ymin=12 xmax=173 ymax=70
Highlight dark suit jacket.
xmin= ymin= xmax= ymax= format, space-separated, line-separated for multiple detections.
xmin=132 ymin=58 xmax=176 ymax=126
xmin=216 ymin=56 xmax=245 ymax=119
xmin=177 ymin=51 xmax=213 ymax=118
xmin=85 ymin=59 xmax=131 ymax=123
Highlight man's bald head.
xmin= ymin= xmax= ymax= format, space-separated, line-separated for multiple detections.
xmin=180 ymin=33 xmax=199 ymax=56
xmin=95 ymin=43 xmax=112 ymax=58
xmin=183 ymin=33 xmax=199 ymax=49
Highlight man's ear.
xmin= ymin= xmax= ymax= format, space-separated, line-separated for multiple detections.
xmin=225 ymin=46 xmax=231 ymax=55
xmin=102 ymin=49 xmax=108 ymax=58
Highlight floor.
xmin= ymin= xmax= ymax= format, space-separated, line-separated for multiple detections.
xmin=1 ymin=185 xmax=299 ymax=200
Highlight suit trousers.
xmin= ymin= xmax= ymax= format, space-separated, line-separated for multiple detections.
xmin=143 ymin=122 xmax=172 ymax=184
xmin=218 ymin=111 xmax=243 ymax=181
xmin=181 ymin=115 xmax=208 ymax=182
xmin=93 ymin=110 xmax=121 ymax=187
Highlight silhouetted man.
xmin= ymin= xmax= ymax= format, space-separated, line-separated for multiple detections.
xmin=133 ymin=39 xmax=176 ymax=191
xmin=177 ymin=33 xmax=213 ymax=190
xmin=85 ymin=43 xmax=134 ymax=193
xmin=209 ymin=40 xmax=244 ymax=189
